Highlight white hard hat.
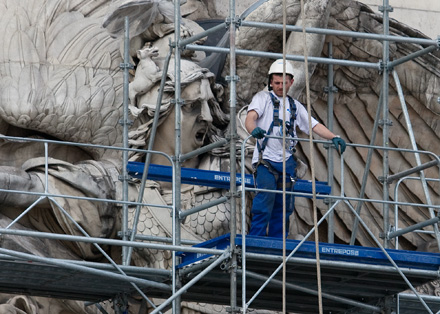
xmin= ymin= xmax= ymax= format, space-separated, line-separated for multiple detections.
xmin=268 ymin=59 xmax=295 ymax=77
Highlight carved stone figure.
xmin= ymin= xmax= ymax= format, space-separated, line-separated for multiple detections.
xmin=0 ymin=1 xmax=241 ymax=312
xmin=128 ymin=44 xmax=162 ymax=109
xmin=0 ymin=0 xmax=439 ymax=313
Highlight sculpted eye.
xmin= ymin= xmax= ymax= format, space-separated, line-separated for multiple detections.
xmin=182 ymin=102 xmax=199 ymax=113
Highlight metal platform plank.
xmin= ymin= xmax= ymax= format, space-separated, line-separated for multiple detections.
xmin=177 ymin=234 xmax=440 ymax=313
xmin=0 ymin=258 xmax=171 ymax=302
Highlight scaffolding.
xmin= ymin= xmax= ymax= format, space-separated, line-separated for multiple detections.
xmin=0 ymin=0 xmax=439 ymax=313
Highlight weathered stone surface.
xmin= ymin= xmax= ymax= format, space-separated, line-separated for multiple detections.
xmin=0 ymin=0 xmax=439 ymax=312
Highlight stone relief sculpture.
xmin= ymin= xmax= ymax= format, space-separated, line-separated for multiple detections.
xmin=128 ymin=44 xmax=162 ymax=109
xmin=0 ymin=0 xmax=439 ymax=313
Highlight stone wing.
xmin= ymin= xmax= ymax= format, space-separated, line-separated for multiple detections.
xmin=0 ymin=0 xmax=124 ymax=156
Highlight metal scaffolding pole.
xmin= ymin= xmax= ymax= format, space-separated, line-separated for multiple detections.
xmin=228 ymin=0 xmax=239 ymax=312
xmin=381 ymin=0 xmax=392 ymax=250
xmin=121 ymin=16 xmax=131 ymax=266
xmin=349 ymin=89 xmax=384 ymax=245
xmin=326 ymin=41 xmax=336 ymax=243
xmin=2 ymin=1 xmax=440 ymax=313
xmin=391 ymin=70 xmax=440 ymax=251
xmin=173 ymin=3 xmax=183 ymax=313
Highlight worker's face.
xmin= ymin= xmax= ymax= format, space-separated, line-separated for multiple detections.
xmin=270 ymin=74 xmax=294 ymax=97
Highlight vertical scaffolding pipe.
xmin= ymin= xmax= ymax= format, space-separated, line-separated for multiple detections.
xmin=326 ymin=42 xmax=335 ymax=243
xmin=241 ymin=139 xmax=248 ymax=313
xmin=392 ymin=70 xmax=440 ymax=251
xmin=121 ymin=16 xmax=130 ymax=265
xmin=173 ymin=3 xmax=182 ymax=314
xmin=349 ymin=90 xmax=384 ymax=245
xmin=228 ymin=0 xmax=238 ymax=312
xmin=125 ymin=50 xmax=173 ymax=265
xmin=381 ymin=0 xmax=392 ymax=249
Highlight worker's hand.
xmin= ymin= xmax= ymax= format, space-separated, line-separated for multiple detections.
xmin=332 ymin=136 xmax=346 ymax=154
xmin=251 ymin=127 xmax=266 ymax=139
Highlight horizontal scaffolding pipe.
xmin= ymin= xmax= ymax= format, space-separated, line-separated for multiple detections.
xmin=388 ymin=217 xmax=440 ymax=239
xmin=0 ymin=134 xmax=171 ymax=157
xmin=135 ymin=234 xmax=199 ymax=245
xmin=242 ymin=270 xmax=382 ymax=313
xmin=245 ymin=185 xmax=440 ymax=210
xmin=389 ymin=46 xmax=438 ymax=69
xmin=387 ymin=160 xmax=440 ymax=184
xmin=244 ymin=253 xmax=440 ymax=279
xmin=179 ymin=196 xmax=229 ymax=219
xmin=179 ymin=138 xmax=228 ymax=162
xmin=240 ymin=20 xmax=438 ymax=46
xmin=0 ymin=247 xmax=170 ymax=291
xmin=179 ymin=22 xmax=227 ymax=47
xmin=0 ymin=228 xmax=224 ymax=256
xmin=399 ymin=293 xmax=440 ymax=303
xmin=178 ymin=257 xmax=219 ymax=277
xmin=0 ymin=187 xmax=172 ymax=209
xmin=186 ymin=44 xmax=380 ymax=69
xmin=0 ymin=252 xmax=171 ymax=276
xmin=8 ymin=228 xmax=436 ymax=278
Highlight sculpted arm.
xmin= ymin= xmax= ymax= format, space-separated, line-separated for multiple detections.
xmin=0 ymin=167 xmax=48 ymax=208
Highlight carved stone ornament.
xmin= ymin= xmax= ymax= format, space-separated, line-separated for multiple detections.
xmin=0 ymin=0 xmax=438 ymax=313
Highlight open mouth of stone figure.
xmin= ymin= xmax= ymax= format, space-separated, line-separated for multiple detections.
xmin=195 ymin=129 xmax=207 ymax=146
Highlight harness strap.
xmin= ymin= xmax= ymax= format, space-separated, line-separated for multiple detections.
xmin=257 ymin=92 xmax=298 ymax=155
xmin=252 ymin=158 xmax=297 ymax=190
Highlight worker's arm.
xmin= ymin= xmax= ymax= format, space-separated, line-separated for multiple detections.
xmin=245 ymin=110 xmax=259 ymax=134
xmin=312 ymin=123 xmax=347 ymax=154
xmin=245 ymin=110 xmax=266 ymax=139
xmin=312 ymin=123 xmax=337 ymax=140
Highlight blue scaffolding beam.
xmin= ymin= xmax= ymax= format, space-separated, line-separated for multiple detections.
xmin=127 ymin=161 xmax=331 ymax=195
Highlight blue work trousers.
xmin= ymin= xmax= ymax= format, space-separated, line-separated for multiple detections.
xmin=249 ymin=156 xmax=297 ymax=238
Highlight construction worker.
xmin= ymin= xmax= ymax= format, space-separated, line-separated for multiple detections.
xmin=245 ymin=59 xmax=346 ymax=238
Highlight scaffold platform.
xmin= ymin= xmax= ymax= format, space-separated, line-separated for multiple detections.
xmin=177 ymin=234 xmax=440 ymax=314
xmin=127 ymin=162 xmax=331 ymax=195
xmin=1 ymin=235 xmax=440 ymax=313
xmin=0 ymin=254 xmax=171 ymax=302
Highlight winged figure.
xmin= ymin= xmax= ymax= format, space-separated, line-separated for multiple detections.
xmin=0 ymin=0 xmax=439 ymax=313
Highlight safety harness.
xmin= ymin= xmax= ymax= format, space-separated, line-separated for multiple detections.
xmin=254 ymin=92 xmax=298 ymax=192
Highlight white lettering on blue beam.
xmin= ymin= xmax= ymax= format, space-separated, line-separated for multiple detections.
xmin=321 ymin=247 xmax=359 ymax=256
xmin=214 ymin=175 xmax=251 ymax=184
xmin=215 ymin=175 xmax=231 ymax=182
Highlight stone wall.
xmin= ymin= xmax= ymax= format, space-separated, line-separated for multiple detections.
xmin=211 ymin=0 xmax=440 ymax=39
xmin=357 ymin=0 xmax=439 ymax=39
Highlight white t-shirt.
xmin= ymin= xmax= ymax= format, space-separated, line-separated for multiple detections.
xmin=248 ymin=91 xmax=318 ymax=164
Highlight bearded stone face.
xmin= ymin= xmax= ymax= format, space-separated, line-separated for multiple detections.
xmin=148 ymin=78 xmax=215 ymax=170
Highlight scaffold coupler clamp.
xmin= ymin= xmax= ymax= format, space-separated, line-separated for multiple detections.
xmin=226 ymin=306 xmax=242 ymax=314
xmin=113 ymin=293 xmax=128 ymax=314
xmin=225 ymin=16 xmax=242 ymax=29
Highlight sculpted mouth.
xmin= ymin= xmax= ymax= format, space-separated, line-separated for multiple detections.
xmin=195 ymin=129 xmax=207 ymax=144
